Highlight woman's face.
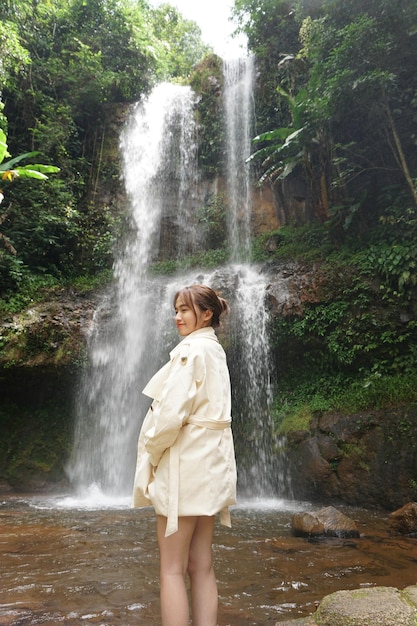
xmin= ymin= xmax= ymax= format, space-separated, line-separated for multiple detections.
xmin=174 ymin=296 xmax=212 ymax=336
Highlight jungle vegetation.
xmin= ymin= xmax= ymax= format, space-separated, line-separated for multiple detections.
xmin=232 ymin=0 xmax=417 ymax=424
xmin=1 ymin=0 xmax=417 ymax=423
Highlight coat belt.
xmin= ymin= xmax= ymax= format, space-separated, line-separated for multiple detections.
xmin=187 ymin=415 xmax=232 ymax=429
xmin=164 ymin=415 xmax=232 ymax=537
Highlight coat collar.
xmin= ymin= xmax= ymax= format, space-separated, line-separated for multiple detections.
xmin=170 ymin=327 xmax=218 ymax=358
xmin=143 ymin=327 xmax=218 ymax=400
xmin=179 ymin=326 xmax=218 ymax=344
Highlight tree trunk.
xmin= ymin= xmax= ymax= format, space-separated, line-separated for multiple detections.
xmin=386 ymin=104 xmax=417 ymax=207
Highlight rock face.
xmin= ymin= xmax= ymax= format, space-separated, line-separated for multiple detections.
xmin=276 ymin=585 xmax=417 ymax=626
xmin=284 ymin=407 xmax=417 ymax=510
xmin=388 ymin=502 xmax=417 ymax=535
xmin=0 ymin=289 xmax=97 ymax=367
xmin=0 ymin=288 xmax=97 ymax=492
xmin=291 ymin=506 xmax=360 ymax=538
xmin=265 ymin=260 xmax=325 ymax=316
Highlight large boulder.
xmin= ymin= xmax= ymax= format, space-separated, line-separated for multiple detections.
xmin=284 ymin=406 xmax=417 ymax=510
xmin=291 ymin=506 xmax=360 ymax=538
xmin=275 ymin=585 xmax=417 ymax=626
xmin=388 ymin=502 xmax=417 ymax=536
xmin=315 ymin=586 xmax=417 ymax=626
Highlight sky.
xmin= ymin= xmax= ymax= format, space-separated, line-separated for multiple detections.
xmin=150 ymin=0 xmax=248 ymax=59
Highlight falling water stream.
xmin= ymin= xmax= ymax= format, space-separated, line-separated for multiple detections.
xmin=68 ymin=59 xmax=276 ymax=500
xmin=223 ymin=57 xmax=255 ymax=262
xmin=66 ymin=83 xmax=201 ymax=496
xmin=3 ymin=62 xmax=416 ymax=626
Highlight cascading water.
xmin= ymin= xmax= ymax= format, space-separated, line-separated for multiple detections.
xmin=68 ymin=62 xmax=281 ymax=501
xmin=223 ymin=57 xmax=255 ymax=262
xmin=67 ymin=84 xmax=200 ymax=495
xmin=222 ymin=57 xmax=278 ymax=496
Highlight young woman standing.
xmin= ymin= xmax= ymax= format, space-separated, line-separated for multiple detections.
xmin=133 ymin=284 xmax=237 ymax=626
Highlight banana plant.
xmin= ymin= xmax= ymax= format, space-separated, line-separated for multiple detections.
xmin=248 ymin=86 xmax=331 ymax=220
xmin=0 ymin=127 xmax=60 ymax=204
xmin=248 ymin=87 xmax=309 ymax=184
xmin=0 ymin=128 xmax=59 ymax=253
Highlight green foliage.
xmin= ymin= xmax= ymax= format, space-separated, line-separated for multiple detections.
xmin=266 ymin=221 xmax=417 ymax=424
xmin=151 ymin=4 xmax=211 ymax=79
xmin=273 ymin=262 xmax=416 ymax=377
xmin=66 ymin=269 xmax=113 ymax=293
xmin=367 ymin=243 xmax=417 ymax=295
xmin=196 ymin=192 xmax=227 ymax=248
xmin=232 ymin=0 xmax=302 ymax=131
xmin=273 ymin=370 xmax=417 ymax=434
xmin=365 ymin=202 xmax=417 ymax=295
xmin=0 ymin=126 xmax=60 ymax=277
xmin=252 ymin=222 xmax=333 ymax=262
xmin=190 ymin=54 xmax=225 ymax=176
xmin=249 ymin=88 xmax=309 ymax=184
xmin=151 ymin=247 xmax=228 ymax=275
xmin=0 ymin=0 xmax=210 ymax=293
xmin=0 ymin=272 xmax=59 ymax=315
xmin=0 ymin=19 xmax=30 ymax=94
xmin=273 ymin=402 xmax=312 ymax=435
xmin=0 ymin=127 xmax=59 ymax=182
xmin=235 ymin=0 xmax=417 ymax=230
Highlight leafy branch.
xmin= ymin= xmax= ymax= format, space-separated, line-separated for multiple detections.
xmin=0 ymin=128 xmax=60 ymax=253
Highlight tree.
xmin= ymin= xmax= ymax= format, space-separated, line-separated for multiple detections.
xmin=0 ymin=18 xmax=31 ymax=131
xmin=236 ymin=0 xmax=417 ymax=227
xmin=151 ymin=4 xmax=211 ymax=79
xmin=249 ymin=85 xmax=331 ymax=221
xmin=0 ymin=127 xmax=59 ymax=254
xmin=232 ymin=0 xmax=303 ymax=132
xmin=0 ymin=0 xmax=212 ymax=291
xmin=299 ymin=1 xmax=417 ymax=211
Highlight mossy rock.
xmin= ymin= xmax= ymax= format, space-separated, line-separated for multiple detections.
xmin=315 ymin=586 xmax=417 ymax=626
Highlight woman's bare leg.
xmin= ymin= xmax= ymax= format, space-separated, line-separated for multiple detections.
xmin=157 ymin=515 xmax=197 ymax=626
xmin=187 ymin=516 xmax=217 ymax=626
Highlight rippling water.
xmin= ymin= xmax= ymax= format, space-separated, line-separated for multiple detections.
xmin=1 ymin=494 xmax=417 ymax=625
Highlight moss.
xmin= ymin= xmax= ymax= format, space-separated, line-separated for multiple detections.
xmin=274 ymin=404 xmax=312 ymax=436
xmin=339 ymin=442 xmax=370 ymax=473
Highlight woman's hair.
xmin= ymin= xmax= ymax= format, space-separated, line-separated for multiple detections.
xmin=173 ymin=284 xmax=229 ymax=328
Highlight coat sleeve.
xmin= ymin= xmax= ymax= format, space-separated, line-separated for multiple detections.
xmin=143 ymin=345 xmax=205 ymax=466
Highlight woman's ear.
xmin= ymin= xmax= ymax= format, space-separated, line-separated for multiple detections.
xmin=204 ymin=309 xmax=214 ymax=323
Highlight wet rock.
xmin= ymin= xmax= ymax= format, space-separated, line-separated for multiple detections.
xmin=291 ymin=512 xmax=325 ymax=537
xmin=317 ymin=433 xmax=341 ymax=463
xmin=0 ymin=291 xmax=97 ymax=367
xmin=266 ymin=261 xmax=325 ymax=316
xmin=275 ymin=618 xmax=316 ymax=625
xmin=388 ymin=502 xmax=417 ymax=536
xmin=291 ymin=506 xmax=359 ymax=538
xmin=315 ymin=586 xmax=417 ymax=626
xmin=285 ymin=406 xmax=417 ymax=510
xmin=275 ymin=585 xmax=417 ymax=625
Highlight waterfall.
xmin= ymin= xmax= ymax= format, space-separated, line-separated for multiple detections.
xmin=223 ymin=56 xmax=277 ymax=496
xmin=223 ymin=56 xmax=255 ymax=262
xmin=67 ymin=84 xmax=199 ymax=494
xmin=68 ymin=66 xmax=282 ymax=501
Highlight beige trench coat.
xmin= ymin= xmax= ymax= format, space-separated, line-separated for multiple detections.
xmin=132 ymin=326 xmax=237 ymax=536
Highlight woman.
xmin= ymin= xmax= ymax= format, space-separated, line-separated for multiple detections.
xmin=132 ymin=284 xmax=237 ymax=626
